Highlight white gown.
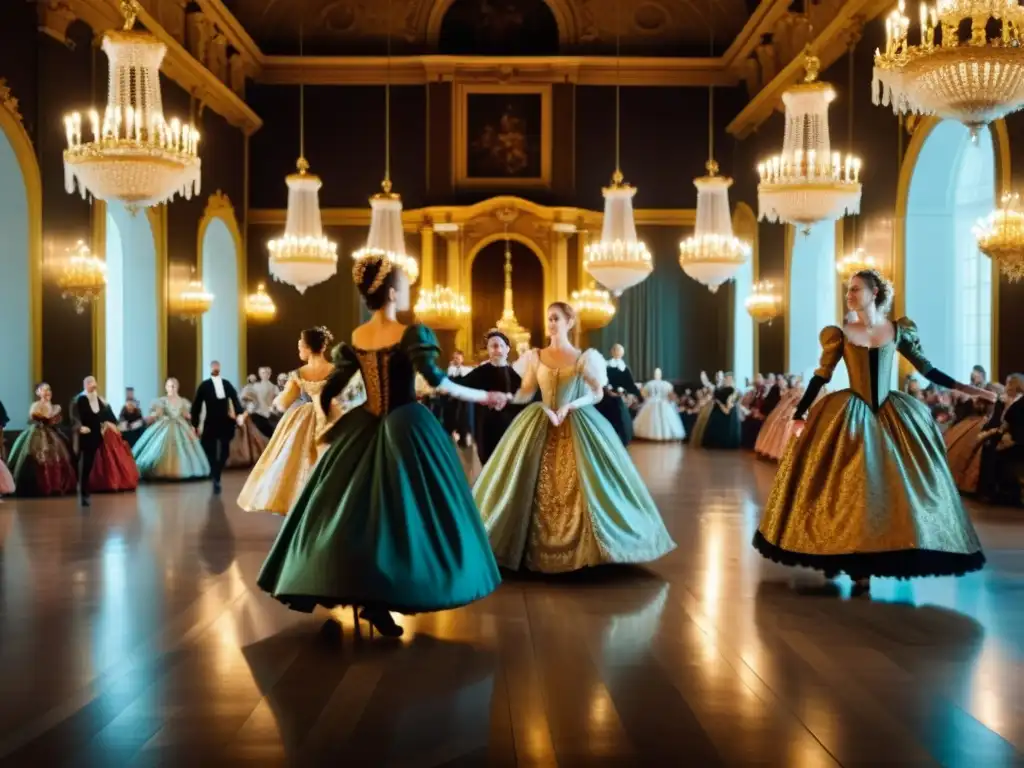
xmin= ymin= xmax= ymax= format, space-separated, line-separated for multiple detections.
xmin=633 ymin=379 xmax=686 ymax=441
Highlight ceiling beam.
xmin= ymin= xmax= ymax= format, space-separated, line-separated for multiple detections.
xmin=722 ymin=0 xmax=795 ymax=70
xmin=257 ymin=55 xmax=739 ymax=87
xmin=194 ymin=0 xmax=265 ymax=74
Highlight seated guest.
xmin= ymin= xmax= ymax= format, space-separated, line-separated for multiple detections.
xmin=978 ymin=373 xmax=1024 ymax=505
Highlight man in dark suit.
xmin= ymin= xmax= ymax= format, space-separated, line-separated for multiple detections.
xmin=192 ymin=360 xmax=244 ymax=494
xmin=72 ymin=375 xmax=108 ymax=507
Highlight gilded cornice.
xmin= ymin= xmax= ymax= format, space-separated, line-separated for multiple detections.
xmin=0 ymin=79 xmax=24 ymax=126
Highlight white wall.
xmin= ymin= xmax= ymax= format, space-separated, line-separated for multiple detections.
xmin=732 ymin=256 xmax=754 ymax=386
xmin=105 ymin=204 xmax=159 ymax=411
xmin=200 ymin=218 xmax=241 ymax=387
xmin=0 ymin=129 xmax=31 ymax=429
xmin=788 ymin=224 xmax=838 ymax=383
xmin=906 ymin=121 xmax=994 ymax=380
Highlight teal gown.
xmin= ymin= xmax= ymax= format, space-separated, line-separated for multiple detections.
xmin=257 ymin=324 xmax=501 ymax=615
xmin=474 ymin=348 xmax=676 ymax=573
xmin=131 ymin=397 xmax=210 ymax=480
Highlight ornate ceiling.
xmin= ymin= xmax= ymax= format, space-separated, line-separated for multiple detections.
xmin=220 ymin=0 xmax=759 ymax=57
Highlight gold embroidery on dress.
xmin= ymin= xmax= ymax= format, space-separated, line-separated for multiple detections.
xmin=355 ymin=349 xmax=393 ymax=416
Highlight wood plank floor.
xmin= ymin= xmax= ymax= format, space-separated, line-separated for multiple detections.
xmin=0 ymin=444 xmax=1022 ymax=767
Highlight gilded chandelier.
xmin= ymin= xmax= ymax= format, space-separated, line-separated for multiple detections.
xmin=246 ymin=282 xmax=277 ymax=323
xmin=585 ymin=172 xmax=654 ymax=296
xmin=571 ymin=282 xmax=616 ymax=330
xmin=57 ymin=240 xmax=107 ymax=314
xmin=679 ymin=162 xmax=751 ymax=292
xmin=63 ymin=1 xmax=200 ymax=209
xmin=745 ymin=280 xmax=782 ymax=324
xmin=873 ymin=0 xmax=1024 ymax=132
xmin=268 ymin=158 xmax=338 ymax=294
xmin=758 ymin=53 xmax=862 ymax=229
xmin=836 ymin=247 xmax=882 ymax=283
xmin=173 ymin=271 xmax=214 ymax=324
xmin=414 ymin=285 xmax=471 ymax=331
xmin=975 ymin=191 xmax=1024 ymax=280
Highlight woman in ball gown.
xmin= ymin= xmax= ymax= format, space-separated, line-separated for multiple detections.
xmin=944 ymin=379 xmax=1002 ymax=494
xmin=132 ymin=377 xmax=211 ymax=480
xmin=474 ymin=301 xmax=676 ymax=574
xmin=699 ymin=372 xmax=742 ymax=449
xmin=71 ymin=383 xmax=139 ymax=493
xmin=756 ymin=378 xmax=810 ymax=461
xmin=688 ymin=371 xmax=720 ymax=447
xmin=227 ymin=374 xmax=270 ymax=469
xmin=634 ymin=368 xmax=685 ymax=441
xmin=459 ymin=329 xmax=523 ymax=465
xmin=237 ymin=327 xmax=344 ymax=516
xmin=257 ymin=254 xmax=507 ymax=637
xmin=753 ymin=269 xmax=993 ymax=593
xmin=7 ymin=383 xmax=77 ymax=496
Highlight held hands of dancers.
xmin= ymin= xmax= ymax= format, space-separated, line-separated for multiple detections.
xmin=483 ymin=391 xmax=513 ymax=410
xmin=956 ymin=383 xmax=998 ymax=403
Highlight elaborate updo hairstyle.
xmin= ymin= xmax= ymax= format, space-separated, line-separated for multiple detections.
xmin=301 ymin=326 xmax=334 ymax=355
xmin=852 ymin=268 xmax=893 ymax=311
xmin=353 ymin=255 xmax=399 ymax=311
xmin=547 ymin=300 xmax=576 ymax=329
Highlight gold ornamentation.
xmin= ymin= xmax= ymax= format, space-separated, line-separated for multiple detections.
xmin=203 ymin=189 xmax=234 ymax=217
xmin=745 ymin=280 xmax=782 ymax=324
xmin=354 ymin=350 xmax=390 ymax=417
xmin=57 ymin=240 xmax=107 ymax=314
xmin=975 ymin=191 xmax=1024 ymax=281
xmin=352 ymin=251 xmax=394 ymax=295
xmin=571 ymin=282 xmax=615 ymax=330
xmin=0 ymin=79 xmax=23 ymax=124
xmin=414 ymin=285 xmax=470 ymax=330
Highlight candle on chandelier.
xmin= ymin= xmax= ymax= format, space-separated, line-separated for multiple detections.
xmin=832 ymin=152 xmax=841 ymax=179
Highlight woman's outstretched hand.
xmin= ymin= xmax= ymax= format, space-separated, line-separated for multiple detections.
xmin=959 ymin=384 xmax=997 ymax=403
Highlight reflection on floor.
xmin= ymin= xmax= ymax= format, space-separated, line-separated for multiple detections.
xmin=0 ymin=444 xmax=1021 ymax=766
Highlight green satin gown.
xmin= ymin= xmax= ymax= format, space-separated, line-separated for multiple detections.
xmin=257 ymin=324 xmax=501 ymax=615
xmin=754 ymin=317 xmax=985 ymax=578
xmin=473 ymin=348 xmax=676 ymax=573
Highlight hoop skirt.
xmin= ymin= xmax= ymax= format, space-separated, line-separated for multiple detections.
xmin=700 ymin=387 xmax=741 ymax=449
xmin=87 ymin=425 xmax=140 ymax=492
xmin=943 ymin=409 xmax=992 ymax=494
xmin=132 ymin=398 xmax=211 ymax=480
xmin=8 ymin=412 xmax=77 ymax=496
xmin=257 ymin=324 xmax=501 ymax=615
xmin=754 ymin=319 xmax=985 ymax=579
xmin=633 ymin=380 xmax=685 ymax=441
xmin=474 ymin=349 xmax=675 ymax=573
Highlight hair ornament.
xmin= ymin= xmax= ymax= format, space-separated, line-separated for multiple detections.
xmin=352 ymin=251 xmax=394 ymax=295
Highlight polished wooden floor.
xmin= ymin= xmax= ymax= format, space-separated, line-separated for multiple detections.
xmin=0 ymin=445 xmax=1022 ymax=767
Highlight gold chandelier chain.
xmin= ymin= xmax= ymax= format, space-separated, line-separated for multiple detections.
xmin=299 ymin=1 xmax=305 ymax=165
xmin=848 ymin=39 xmax=858 ymax=249
xmin=707 ymin=0 xmax=715 ymax=169
xmin=385 ymin=0 xmax=392 ymax=188
xmin=614 ymin=0 xmax=621 ymax=176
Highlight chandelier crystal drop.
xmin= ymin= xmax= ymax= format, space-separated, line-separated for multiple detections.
xmin=758 ymin=53 xmax=862 ymax=229
xmin=836 ymin=247 xmax=883 ymax=283
xmin=63 ymin=1 xmax=200 ymax=209
xmin=745 ymin=280 xmax=782 ymax=324
xmin=246 ymin=282 xmax=277 ymax=323
xmin=174 ymin=271 xmax=213 ymax=324
xmin=414 ymin=285 xmax=471 ymax=331
xmin=268 ymin=158 xmax=338 ymax=294
xmin=571 ymin=282 xmax=616 ymax=330
xmin=352 ymin=181 xmax=420 ymax=310
xmin=58 ymin=240 xmax=107 ymax=314
xmin=679 ymin=161 xmax=752 ymax=293
xmin=584 ymin=171 xmax=654 ymax=296
xmin=975 ymin=191 xmax=1024 ymax=280
xmin=873 ymin=0 xmax=1024 ymax=132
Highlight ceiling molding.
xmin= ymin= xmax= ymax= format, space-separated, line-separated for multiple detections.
xmin=726 ymin=0 xmax=889 ymax=139
xmin=68 ymin=0 xmax=263 ymax=134
xmin=721 ymin=0 xmax=795 ymax=69
xmin=256 ymin=55 xmax=738 ymax=87
xmin=194 ymin=0 xmax=265 ymax=74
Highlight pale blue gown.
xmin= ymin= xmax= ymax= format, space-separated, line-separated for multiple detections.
xmin=473 ymin=348 xmax=676 ymax=573
xmin=132 ymin=396 xmax=211 ymax=480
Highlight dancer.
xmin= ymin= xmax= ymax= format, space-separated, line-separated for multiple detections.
xmin=257 ymin=254 xmax=506 ymax=637
xmin=634 ymin=368 xmax=685 ymax=441
xmin=247 ymin=367 xmax=280 ymax=437
xmin=227 ymin=375 xmax=270 ymax=469
xmin=132 ymin=377 xmax=211 ymax=480
xmin=945 ymin=379 xmax=1002 ymax=494
xmin=117 ymin=387 xmax=147 ymax=448
xmin=475 ymin=302 xmax=676 ymax=573
xmin=192 ymin=360 xmax=245 ymax=494
xmin=458 ymin=329 xmax=523 ymax=465
xmin=977 ymin=374 xmax=1024 ymax=505
xmin=237 ymin=327 xmax=343 ymax=516
xmin=595 ymin=344 xmax=641 ymax=445
xmin=71 ymin=376 xmax=139 ymax=503
xmin=699 ymin=372 xmax=741 ymax=449
xmin=7 ymin=383 xmax=77 ymax=497
xmin=753 ymin=269 xmax=993 ymax=592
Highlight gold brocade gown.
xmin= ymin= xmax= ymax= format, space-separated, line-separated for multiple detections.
xmin=237 ymin=372 xmax=342 ymax=515
xmin=754 ymin=318 xmax=985 ymax=579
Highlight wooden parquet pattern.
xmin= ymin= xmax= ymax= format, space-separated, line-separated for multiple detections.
xmin=0 ymin=444 xmax=1022 ymax=766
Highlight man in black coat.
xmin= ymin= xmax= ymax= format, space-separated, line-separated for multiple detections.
xmin=192 ymin=360 xmax=244 ymax=494
xmin=72 ymin=375 xmax=109 ymax=507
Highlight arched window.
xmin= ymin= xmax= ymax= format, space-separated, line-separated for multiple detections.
xmin=200 ymin=218 xmax=242 ymax=387
xmin=788 ymin=223 xmax=839 ymax=383
xmin=105 ymin=203 xmax=160 ymax=411
xmin=0 ymin=117 xmax=33 ymax=428
xmin=905 ymin=120 xmax=995 ymax=379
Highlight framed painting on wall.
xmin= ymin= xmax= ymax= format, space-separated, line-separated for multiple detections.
xmin=452 ymin=84 xmax=552 ymax=188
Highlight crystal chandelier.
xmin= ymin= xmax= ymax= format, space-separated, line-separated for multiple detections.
xmin=571 ymin=282 xmax=616 ymax=330
xmin=495 ymin=229 xmax=531 ymax=349
xmin=174 ymin=270 xmax=213 ymax=324
xmin=584 ymin=3 xmax=653 ymax=297
xmin=836 ymin=247 xmax=883 ymax=283
xmin=873 ymin=0 xmax=1024 ymax=133
xmin=745 ymin=280 xmax=782 ymax=324
xmin=267 ymin=16 xmax=337 ymax=294
xmin=63 ymin=1 xmax=200 ymax=209
xmin=246 ymin=282 xmax=277 ymax=323
xmin=414 ymin=285 xmax=471 ymax=331
xmin=679 ymin=162 xmax=752 ymax=293
xmin=57 ymin=240 xmax=107 ymax=314
xmin=758 ymin=53 xmax=862 ymax=230
xmin=975 ymin=191 xmax=1024 ymax=280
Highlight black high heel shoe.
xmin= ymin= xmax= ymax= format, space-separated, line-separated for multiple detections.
xmin=354 ymin=606 xmax=404 ymax=638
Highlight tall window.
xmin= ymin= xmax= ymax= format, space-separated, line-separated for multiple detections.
xmin=732 ymin=255 xmax=754 ymax=386
xmin=200 ymin=218 xmax=241 ymax=387
xmin=906 ymin=120 xmax=994 ymax=380
xmin=788 ymin=223 xmax=837 ymax=382
xmin=0 ymin=126 xmax=31 ymax=427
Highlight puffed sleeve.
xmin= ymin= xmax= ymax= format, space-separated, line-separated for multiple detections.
xmin=578 ymin=348 xmax=609 ymax=392
xmin=895 ymin=317 xmax=958 ymax=388
xmin=813 ymin=325 xmax=845 ymax=381
xmin=511 ymin=348 xmax=540 ymax=404
xmin=402 ymin=323 xmax=446 ymax=388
